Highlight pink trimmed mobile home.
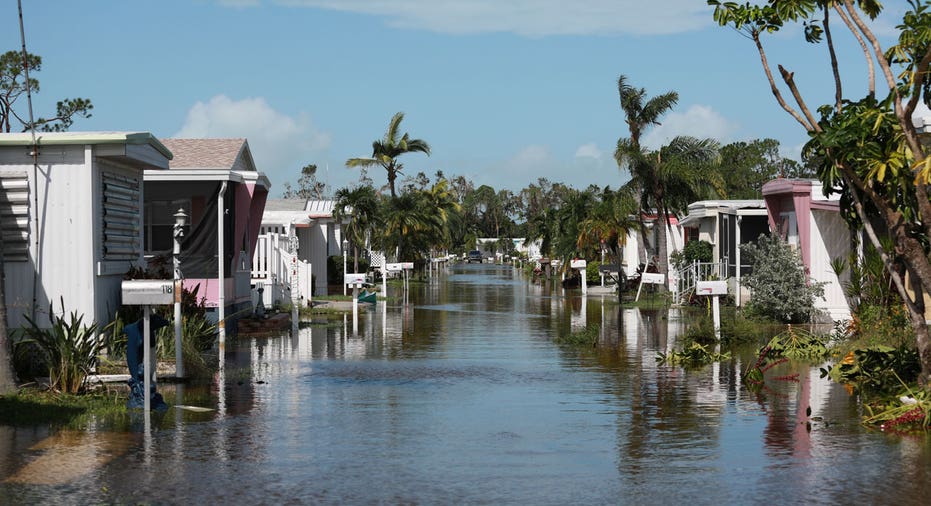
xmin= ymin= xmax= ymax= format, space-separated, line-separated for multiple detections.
xmin=143 ymin=138 xmax=269 ymax=332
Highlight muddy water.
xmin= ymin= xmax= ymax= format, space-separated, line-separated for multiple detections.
xmin=2 ymin=263 xmax=931 ymax=504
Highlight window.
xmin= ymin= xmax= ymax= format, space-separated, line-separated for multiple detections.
xmin=145 ymin=199 xmax=191 ymax=253
xmin=0 ymin=172 xmax=30 ymax=262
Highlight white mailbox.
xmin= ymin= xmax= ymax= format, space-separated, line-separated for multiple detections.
xmin=121 ymin=279 xmax=174 ymax=305
xmin=385 ymin=263 xmax=403 ymax=272
xmin=640 ymin=272 xmax=665 ymax=285
xmin=696 ymin=280 xmax=728 ymax=296
xmin=400 ymin=262 xmax=414 ymax=270
xmin=570 ymin=259 xmax=587 ymax=269
xmin=344 ymin=273 xmax=367 ymax=286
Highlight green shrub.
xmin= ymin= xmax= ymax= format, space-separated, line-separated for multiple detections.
xmin=671 ymin=240 xmax=713 ymax=271
xmin=555 ymin=325 xmax=600 ymax=347
xmin=741 ymin=235 xmax=825 ymax=323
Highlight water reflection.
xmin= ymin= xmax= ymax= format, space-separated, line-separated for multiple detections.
xmin=2 ymin=263 xmax=931 ymax=504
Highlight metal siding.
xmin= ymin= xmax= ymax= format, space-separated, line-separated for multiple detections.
xmin=811 ymin=209 xmax=852 ymax=320
xmin=305 ymin=224 xmax=328 ymax=296
xmin=36 ymin=159 xmax=96 ymax=326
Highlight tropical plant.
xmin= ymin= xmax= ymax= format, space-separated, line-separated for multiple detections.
xmin=617 ymin=135 xmax=723 ymax=284
xmin=742 ymin=235 xmax=826 ymax=323
xmin=824 ymin=344 xmax=921 ymax=394
xmin=577 ymin=187 xmax=640 ymax=272
xmin=615 ymin=74 xmax=679 ymax=269
xmin=346 ymin=112 xmax=430 ymax=198
xmin=708 ymin=0 xmax=931 ymax=384
xmin=765 ymin=325 xmax=829 ymax=360
xmin=13 ymin=300 xmax=108 ymax=394
xmin=334 ymin=184 xmax=381 ymax=272
xmin=657 ymin=342 xmax=730 ymax=368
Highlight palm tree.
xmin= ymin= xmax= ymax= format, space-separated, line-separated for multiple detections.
xmin=615 ymin=75 xmax=679 ymax=267
xmin=333 ymin=185 xmax=381 ymax=272
xmin=421 ymin=179 xmax=461 ymax=257
xmin=616 ymin=136 xmax=722 ymax=284
xmin=577 ymin=188 xmax=641 ymax=270
xmin=379 ymin=192 xmax=431 ymax=262
xmin=346 ymin=112 xmax=431 ymax=198
xmin=617 ymin=75 xmax=678 ymax=151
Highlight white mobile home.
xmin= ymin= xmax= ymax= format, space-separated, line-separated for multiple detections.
xmin=0 ymin=132 xmax=171 ymax=329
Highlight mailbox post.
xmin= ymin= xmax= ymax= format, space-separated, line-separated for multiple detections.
xmin=345 ymin=273 xmax=366 ymax=334
xmin=122 ymin=279 xmax=174 ymax=413
xmin=571 ymin=259 xmax=587 ymax=295
xmin=696 ymin=280 xmax=728 ymax=339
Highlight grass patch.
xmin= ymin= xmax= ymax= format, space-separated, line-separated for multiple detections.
xmin=555 ymin=325 xmax=600 ymax=347
xmin=0 ymin=387 xmax=126 ymax=428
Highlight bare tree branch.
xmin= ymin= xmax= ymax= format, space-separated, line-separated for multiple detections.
xmin=833 ymin=4 xmax=874 ymax=97
xmin=778 ymin=64 xmax=821 ymax=131
xmin=823 ymin=7 xmax=843 ymax=112
xmin=752 ymin=32 xmax=814 ymax=131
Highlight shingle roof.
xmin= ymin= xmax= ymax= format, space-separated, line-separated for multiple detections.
xmin=160 ymin=138 xmax=247 ymax=169
xmin=265 ymin=198 xmax=310 ymax=212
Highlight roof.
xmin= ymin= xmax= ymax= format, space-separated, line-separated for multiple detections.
xmin=265 ymin=199 xmax=310 ymax=212
xmin=0 ymin=131 xmax=172 ymax=160
xmin=679 ymin=199 xmax=767 ymax=228
xmin=305 ymin=200 xmax=335 ymax=218
xmin=144 ymin=138 xmax=270 ymax=189
xmin=159 ymin=138 xmax=250 ymax=170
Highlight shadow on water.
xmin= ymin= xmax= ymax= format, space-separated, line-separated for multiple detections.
xmin=2 ymin=263 xmax=931 ymax=504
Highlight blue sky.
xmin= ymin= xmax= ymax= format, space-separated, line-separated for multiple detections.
xmin=3 ymin=1 xmax=913 ymax=196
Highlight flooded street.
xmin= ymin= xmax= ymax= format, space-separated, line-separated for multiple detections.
xmin=2 ymin=263 xmax=931 ymax=504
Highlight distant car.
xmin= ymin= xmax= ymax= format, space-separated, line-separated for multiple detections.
xmin=467 ymin=250 xmax=483 ymax=263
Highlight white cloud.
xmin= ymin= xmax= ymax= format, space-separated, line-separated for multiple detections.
xmin=640 ymin=104 xmax=739 ymax=150
xmin=260 ymin=0 xmax=712 ymax=36
xmin=173 ymin=95 xmax=331 ymax=187
xmin=574 ymin=143 xmax=602 ymax=159
xmin=474 ymin=144 xmax=624 ymax=191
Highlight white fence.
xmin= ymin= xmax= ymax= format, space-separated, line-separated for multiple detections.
xmin=252 ymin=233 xmax=312 ymax=308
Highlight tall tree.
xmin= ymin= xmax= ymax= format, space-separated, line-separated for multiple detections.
xmin=346 ymin=112 xmax=431 ymax=198
xmin=617 ymin=136 xmax=722 ymax=282
xmin=282 ymin=163 xmax=327 ymax=200
xmin=617 ymin=74 xmax=679 ymax=151
xmin=719 ymin=138 xmax=798 ymax=199
xmin=710 ymin=0 xmax=931 ymax=385
xmin=615 ymin=75 xmax=679 ymax=268
xmin=0 ymin=51 xmax=93 ymax=132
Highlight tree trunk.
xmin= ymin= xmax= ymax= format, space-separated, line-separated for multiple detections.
xmin=655 ymin=211 xmax=669 ymax=294
xmin=0 ymin=233 xmax=17 ymax=394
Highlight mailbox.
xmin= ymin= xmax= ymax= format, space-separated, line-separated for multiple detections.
xmin=598 ymin=264 xmax=619 ymax=274
xmin=385 ymin=263 xmax=403 ymax=272
xmin=696 ymin=280 xmax=728 ymax=296
xmin=121 ymin=279 xmax=174 ymax=305
xmin=400 ymin=262 xmax=414 ymax=270
xmin=570 ymin=259 xmax=587 ymax=269
xmin=640 ymin=272 xmax=665 ymax=285
xmin=344 ymin=273 xmax=366 ymax=286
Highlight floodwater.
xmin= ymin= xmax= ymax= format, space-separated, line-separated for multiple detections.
xmin=2 ymin=264 xmax=931 ymax=505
